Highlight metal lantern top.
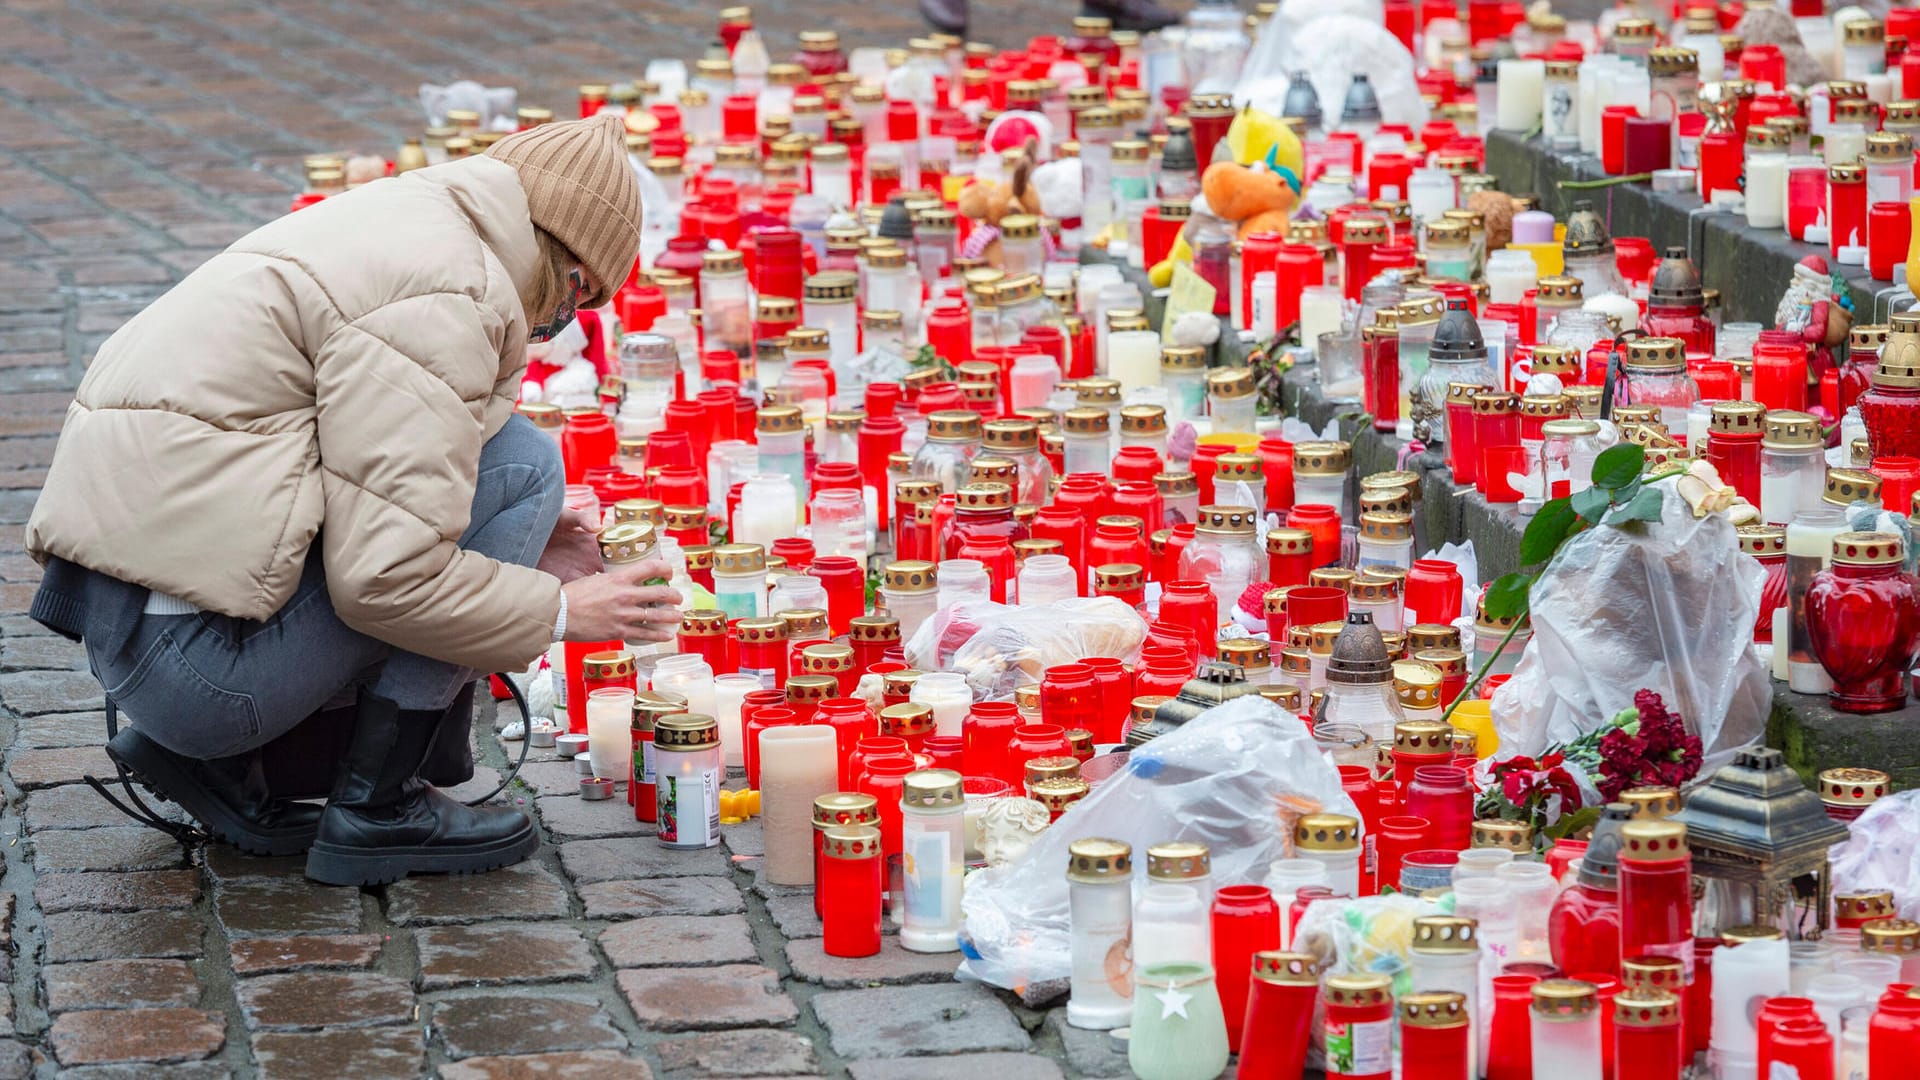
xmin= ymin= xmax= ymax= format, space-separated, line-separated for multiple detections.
xmin=1672 ymin=746 xmax=1849 ymax=933
xmin=1129 ymin=662 xmax=1259 ymax=747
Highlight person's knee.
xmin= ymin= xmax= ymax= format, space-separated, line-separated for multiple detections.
xmin=494 ymin=414 xmax=565 ymax=492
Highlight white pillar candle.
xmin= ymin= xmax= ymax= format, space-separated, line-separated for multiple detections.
xmin=1496 ymin=60 xmax=1546 ymax=132
xmin=1067 ymin=839 xmax=1134 ymax=1031
xmin=653 ymin=656 xmax=717 ymax=729
xmin=910 ymin=671 xmax=972 ymax=739
xmin=1529 ymin=989 xmax=1602 ymax=1080
xmin=1107 ymin=329 xmax=1162 ymax=398
xmin=585 ymin=687 xmax=636 ymax=782
xmin=1300 ymin=286 xmax=1345 ymax=355
xmin=759 ymin=726 xmax=838 ymax=885
xmin=1747 ymin=152 xmax=1789 ymax=229
xmin=712 ymin=673 xmax=760 ymax=769
xmin=1710 ymin=938 xmax=1790 ymax=1074
xmin=899 ymin=769 xmax=967 ymax=953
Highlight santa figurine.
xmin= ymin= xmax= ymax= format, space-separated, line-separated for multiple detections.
xmin=1773 ymin=253 xmax=1854 ymax=422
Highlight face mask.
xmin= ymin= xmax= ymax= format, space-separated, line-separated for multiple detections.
xmin=529 ymin=267 xmax=588 ymax=343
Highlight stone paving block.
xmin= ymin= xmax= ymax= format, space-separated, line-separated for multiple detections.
xmin=652 ymin=1029 xmax=820 ymax=1077
xmin=811 ymin=983 xmax=1031 ymax=1060
xmin=509 ymin=759 xmax=594 ymax=797
xmin=845 ymin=1053 xmax=1067 ymax=1080
xmin=229 ymin=934 xmax=385 ymax=976
xmin=1040 ymin=1009 xmax=1130 ymax=1078
xmin=598 ymin=914 xmax=759 ymax=968
xmin=761 ymin=895 xmax=824 ymax=940
xmin=750 ymin=865 xmax=811 ymax=900
xmin=386 ymin=860 xmax=571 ymax=925
xmin=14 ymin=710 xmax=109 ymax=748
xmin=9 ymin=744 xmax=114 ymax=787
xmin=48 ymin=1007 xmax=225 ymax=1066
xmin=23 ymin=782 xmax=183 ymax=832
xmin=439 ymin=1050 xmax=655 ymax=1080
xmin=578 ymin=877 xmax=745 ymax=919
xmin=416 ymin=924 xmax=598 ymax=990
xmin=235 ymin=970 xmax=414 ymax=1031
xmin=31 ymin=827 xmax=187 ymax=873
xmin=201 ymin=846 xmax=306 ymax=883
xmin=0 ymin=635 xmax=86 ymax=671
xmin=250 ymin=1026 xmax=423 ymax=1080
xmin=45 ymin=959 xmax=198 ymax=1011
xmin=443 ymin=767 xmax=510 ymax=804
xmin=537 ymin=794 xmax=656 ymax=840
xmin=58 ymin=1063 xmax=229 ymax=1080
xmin=213 ymin=875 xmax=363 ymax=938
xmin=722 ymin=819 xmax=765 ymax=857
xmin=616 ymin=965 xmax=798 ymax=1032
xmin=0 ymin=669 xmax=103 ymax=715
xmin=432 ymin=993 xmax=626 ymax=1060
xmin=783 ymin=938 xmax=961 ymax=988
xmin=559 ymin=838 xmax=729 ymax=883
xmin=43 ymin=910 xmax=202 ymax=962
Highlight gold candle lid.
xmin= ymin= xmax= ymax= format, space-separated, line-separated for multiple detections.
xmin=813 ymin=791 xmax=880 ymax=828
xmin=1031 ymin=777 xmax=1090 ymax=812
xmin=1737 ymin=525 xmax=1787 ymax=557
xmin=1622 ymin=954 xmax=1685 ymax=993
xmin=1413 ymin=647 xmax=1467 ymax=678
xmin=848 ymin=615 xmax=902 ymax=643
xmin=822 ymin=824 xmax=883 ymax=860
xmin=882 ymin=669 xmax=923 ymax=698
xmin=1266 ymin=527 xmax=1313 ymax=555
xmin=1066 ymin=837 xmax=1132 ymax=881
xmin=1862 ymin=919 xmax=1920 ymax=954
xmin=880 ymin=702 xmax=935 ymax=739
xmin=1294 ymin=813 xmax=1360 ymax=852
xmin=1411 ymin=915 xmax=1480 ymax=954
xmin=1620 ymin=786 xmax=1681 ymax=819
xmin=1393 ymin=719 xmax=1452 ymax=753
xmin=582 ymin=650 xmax=636 ymax=681
xmin=1250 ymin=950 xmax=1318 ymax=985
xmin=1836 ymin=891 xmax=1898 ymax=921
xmin=654 ymin=713 xmax=720 ymax=750
xmin=1323 ymin=972 xmax=1393 ymax=1007
xmin=1619 ymin=820 xmax=1688 ymax=860
xmin=599 ymin=522 xmax=658 ymax=564
xmin=1614 ymin=990 xmax=1681 ymax=1028
xmin=1471 ymin=819 xmax=1533 ymax=852
xmin=680 ymin=609 xmax=728 ymax=637
xmin=1294 ymin=440 xmax=1353 ymax=476
xmin=712 ymin=543 xmax=766 ymax=574
xmin=882 ymin=560 xmax=937 ymax=593
xmin=1823 ymin=468 xmax=1883 ymax=507
xmin=1832 ymin=531 xmax=1904 ymax=566
xmin=1260 ymin=684 xmax=1304 ymax=711
xmin=783 ymin=675 xmax=838 ymax=704
xmin=1407 ymin=624 xmax=1461 ymax=651
xmin=611 ymin=497 xmax=664 ymax=525
xmin=1024 ymin=756 xmax=1081 ymax=787
xmin=630 ymin=690 xmax=687 ymax=732
xmin=1452 ymin=729 xmax=1477 ymax=756
xmin=1819 ymin=767 xmax=1892 ymax=808
xmin=1400 ymin=991 xmax=1469 ymax=1029
xmin=1532 ymin=979 xmax=1600 ymax=1019
xmin=776 ymin=608 xmax=829 ymax=639
xmin=1720 ymin=924 xmax=1785 ymax=946
xmin=1145 ymin=841 xmax=1211 ymax=881
xmin=901 ymin=768 xmax=963 ymax=809
xmin=1129 ymin=695 xmax=1170 ymax=729
xmin=734 ymin=618 xmax=788 ymax=645
xmin=1309 ymin=568 xmax=1356 ymax=594
xmin=1217 ymin=638 xmax=1271 ymax=671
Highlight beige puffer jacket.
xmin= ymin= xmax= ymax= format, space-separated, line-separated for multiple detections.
xmin=27 ymin=156 xmax=563 ymax=673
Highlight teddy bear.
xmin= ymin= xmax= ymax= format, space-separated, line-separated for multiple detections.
xmin=957 ymin=144 xmax=1053 ymax=269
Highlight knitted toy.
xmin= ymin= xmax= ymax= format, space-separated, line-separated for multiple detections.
xmin=957 ymin=143 xmax=1054 ymax=268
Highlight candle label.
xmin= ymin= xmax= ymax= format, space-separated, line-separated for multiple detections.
xmin=638 ymin=741 xmax=657 ymax=785
xmin=1324 ymin=1017 xmax=1391 ymax=1077
xmin=902 ymin=829 xmax=951 ymax=923
xmin=657 ymin=767 xmax=722 ymax=847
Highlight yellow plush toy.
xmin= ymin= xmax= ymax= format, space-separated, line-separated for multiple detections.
xmin=1149 ymin=105 xmax=1305 ymax=288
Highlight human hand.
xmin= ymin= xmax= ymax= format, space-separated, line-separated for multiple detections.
xmin=561 ymin=560 xmax=684 ymax=643
xmin=538 ymin=506 xmax=603 ymax=583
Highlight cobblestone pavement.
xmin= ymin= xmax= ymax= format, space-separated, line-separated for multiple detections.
xmin=0 ymin=0 xmax=1142 ymax=1075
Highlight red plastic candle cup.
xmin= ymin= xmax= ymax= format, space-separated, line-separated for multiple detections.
xmin=1284 ymin=585 xmax=1348 ymax=630
xmin=1623 ymin=116 xmax=1674 ymax=175
xmin=922 ymin=735 xmax=963 ymax=772
xmin=1286 ymin=503 xmax=1342 ymax=567
xmin=1690 ymin=360 xmax=1739 ymax=401
xmin=1405 ymin=765 xmax=1473 ymax=852
xmin=1322 ymin=970 xmax=1395 ymax=1079
xmin=1081 ymin=657 xmax=1132 ymax=744
xmin=1601 ymin=105 xmax=1640 ymax=176
xmin=1787 ymin=160 xmax=1829 ymax=242
xmin=1211 ymin=887 xmax=1282 ymax=1051
xmin=1487 ymin=974 xmax=1543 ymax=1080
xmin=1830 ymin=163 xmax=1867 ymax=260
xmin=1237 ymin=952 xmax=1319 ymax=1080
xmin=1613 ymin=989 xmax=1685 ymax=1080
xmin=1697 ymin=130 xmax=1742 ymax=201
xmin=1112 ymin=447 xmax=1165 ymax=484
xmin=1871 ymin=201 xmax=1913 ymax=281
xmin=1752 ymin=332 xmax=1810 ymax=411
xmin=1872 ymin=455 xmax=1920 ymax=518
xmin=819 ymin=825 xmax=884 ymax=957
xmin=807 ymin=555 xmax=865 ymax=635
xmin=1740 ymin=42 xmax=1787 ymax=89
xmin=742 ymin=704 xmax=801 ymax=791
xmin=1399 ymin=990 xmax=1473 ymax=1080
xmin=1373 ymin=814 xmax=1430 ymax=894
xmin=1240 ymin=231 xmax=1284 ymax=328
xmin=1479 ymin=445 xmax=1528 ymax=502
xmin=1158 ymin=581 xmax=1220 ymax=656
xmin=1620 ymin=826 xmax=1696 ymax=1002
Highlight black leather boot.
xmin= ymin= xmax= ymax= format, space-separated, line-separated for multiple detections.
xmin=304 ymin=691 xmax=537 ymax=887
xmin=919 ymin=0 xmax=967 ymax=34
xmin=104 ymin=727 xmax=323 ymax=856
xmin=1083 ymin=0 xmax=1181 ymax=32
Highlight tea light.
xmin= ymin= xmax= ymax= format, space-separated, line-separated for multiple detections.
xmin=581 ymin=776 xmax=615 ymax=800
xmin=529 ymin=727 xmax=558 ymax=749
xmin=556 ymin=733 xmax=590 ymax=757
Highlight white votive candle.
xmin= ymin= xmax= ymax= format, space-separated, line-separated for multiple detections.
xmin=1107 ymin=329 xmax=1162 ymax=398
xmin=712 ymin=673 xmax=759 ymax=769
xmin=758 ymin=725 xmax=838 ymax=885
xmin=585 ymin=687 xmax=636 ymax=783
xmin=1497 ymin=60 xmax=1546 ymax=131
xmin=910 ymin=671 xmax=973 ymax=738
xmin=1300 ymin=285 xmax=1345 ymax=353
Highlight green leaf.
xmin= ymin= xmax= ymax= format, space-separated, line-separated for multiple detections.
xmin=1544 ymin=805 xmax=1604 ymax=841
xmin=1569 ymin=485 xmax=1613 ymax=523
xmin=1481 ymin=572 xmax=1534 ymax=620
xmin=1591 ymin=443 xmax=1647 ymax=490
xmin=1604 ymin=485 xmax=1665 ymax=525
xmin=1520 ymin=498 xmax=1577 ymax=567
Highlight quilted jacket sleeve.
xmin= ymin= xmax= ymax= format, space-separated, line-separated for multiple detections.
xmin=312 ymin=289 xmax=561 ymax=673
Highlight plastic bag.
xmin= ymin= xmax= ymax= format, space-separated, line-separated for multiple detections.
xmin=1490 ymin=479 xmax=1768 ymax=774
xmin=902 ymin=598 xmax=1148 ymax=700
xmin=958 ymin=695 xmax=1356 ymax=1001
xmin=1829 ymin=791 xmax=1920 ymax=920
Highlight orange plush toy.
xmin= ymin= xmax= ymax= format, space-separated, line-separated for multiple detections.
xmin=1201 ymin=161 xmax=1298 ymax=240
xmin=957 ymin=146 xmax=1048 ymax=268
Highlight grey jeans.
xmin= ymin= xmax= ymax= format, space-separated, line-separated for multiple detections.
xmin=88 ymin=414 xmax=565 ymax=761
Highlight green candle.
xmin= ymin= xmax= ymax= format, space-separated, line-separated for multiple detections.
xmin=1126 ymin=962 xmax=1230 ymax=1080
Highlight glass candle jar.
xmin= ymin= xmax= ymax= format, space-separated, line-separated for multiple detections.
xmin=878 ymin=560 xmax=937 ymax=643
xmin=1703 ymin=400 xmax=1765 ymax=506
xmin=1406 ymin=765 xmax=1473 ymax=852
xmin=711 ymin=543 xmax=769 ymax=620
xmin=897 ymin=768 xmax=965 ymax=953
xmin=1807 ymin=531 xmax=1920 ymax=713
xmin=912 ymin=410 xmax=984 ymax=493
xmin=1176 ymin=506 xmax=1263 ymax=626
xmin=1207 ymin=369 xmax=1258 ymax=437
xmin=1134 ymin=880 xmax=1213 ymax=974
xmin=1760 ymin=410 xmax=1825 ymax=525
xmin=1128 ymin=962 xmax=1231 ymax=1080
xmin=1066 ymin=838 xmax=1134 ymax=1030
xmin=1292 ymin=441 xmax=1352 ymax=532
xmin=655 ymin=714 xmax=723 ymax=849
xmin=1161 ymin=346 xmax=1208 ymax=424
xmin=1293 ymin=813 xmax=1362 ymax=897
xmin=1787 ymin=484 xmax=1861 ymax=694
xmin=1061 ymin=408 xmax=1112 ymax=477
xmin=1619 ymin=337 xmax=1698 ymax=432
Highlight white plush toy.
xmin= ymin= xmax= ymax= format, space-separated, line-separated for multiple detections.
xmin=419 ymin=80 xmax=519 ymax=132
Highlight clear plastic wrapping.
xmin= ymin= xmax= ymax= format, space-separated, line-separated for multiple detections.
xmin=902 ymin=597 xmax=1149 ymax=700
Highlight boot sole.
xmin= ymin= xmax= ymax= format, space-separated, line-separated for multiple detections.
xmin=106 ymin=735 xmax=318 ymax=857
xmin=303 ymin=819 xmax=540 ymax=887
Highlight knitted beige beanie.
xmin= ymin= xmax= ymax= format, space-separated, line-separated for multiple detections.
xmin=485 ymin=113 xmax=641 ymax=307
